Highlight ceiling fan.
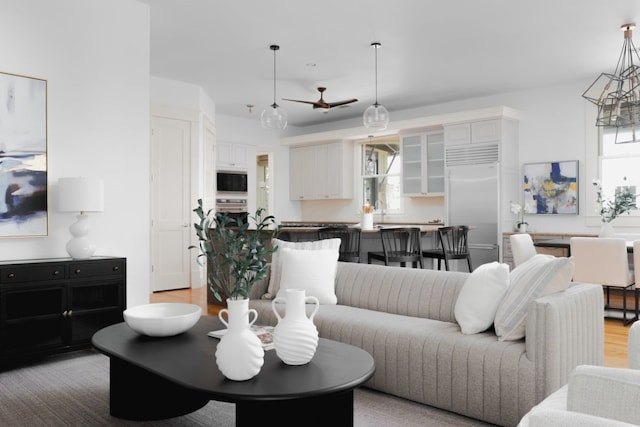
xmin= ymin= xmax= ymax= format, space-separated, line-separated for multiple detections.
xmin=283 ymin=87 xmax=357 ymax=110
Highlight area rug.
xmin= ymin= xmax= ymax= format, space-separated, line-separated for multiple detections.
xmin=0 ymin=349 xmax=494 ymax=426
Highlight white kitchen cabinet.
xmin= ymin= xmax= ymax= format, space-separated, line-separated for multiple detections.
xmin=289 ymin=141 xmax=353 ymax=200
xmin=401 ymin=130 xmax=444 ymax=197
xmin=444 ymin=119 xmax=501 ymax=146
xmin=471 ymin=119 xmax=501 ymax=143
xmin=443 ymin=123 xmax=471 ymax=146
xmin=289 ymin=146 xmax=315 ymax=200
xmin=217 ymin=141 xmax=249 ymax=170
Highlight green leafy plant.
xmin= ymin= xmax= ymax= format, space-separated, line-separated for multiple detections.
xmin=189 ymin=199 xmax=279 ymax=302
xmin=592 ymin=178 xmax=638 ymax=223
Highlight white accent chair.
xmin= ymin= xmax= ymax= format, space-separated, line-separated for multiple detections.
xmin=517 ymin=321 xmax=640 ymax=427
xmin=510 ymin=233 xmax=537 ymax=268
xmin=570 ymin=237 xmax=636 ymax=325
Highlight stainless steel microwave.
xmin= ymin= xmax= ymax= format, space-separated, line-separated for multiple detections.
xmin=217 ymin=170 xmax=248 ymax=193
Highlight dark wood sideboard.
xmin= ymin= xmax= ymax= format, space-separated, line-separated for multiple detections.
xmin=0 ymin=256 xmax=126 ymax=367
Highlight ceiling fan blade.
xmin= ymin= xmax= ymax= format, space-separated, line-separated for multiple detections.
xmin=282 ymin=98 xmax=318 ymax=106
xmin=327 ymin=98 xmax=358 ymax=108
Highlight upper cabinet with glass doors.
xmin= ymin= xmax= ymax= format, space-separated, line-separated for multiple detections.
xmin=401 ymin=130 xmax=445 ymax=197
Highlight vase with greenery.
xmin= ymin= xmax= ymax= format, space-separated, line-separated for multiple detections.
xmin=190 ymin=199 xmax=278 ymax=380
xmin=190 ymin=198 xmax=278 ymax=302
xmin=592 ymin=178 xmax=638 ymax=237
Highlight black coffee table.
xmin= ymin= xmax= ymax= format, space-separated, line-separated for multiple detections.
xmin=92 ymin=316 xmax=375 ymax=426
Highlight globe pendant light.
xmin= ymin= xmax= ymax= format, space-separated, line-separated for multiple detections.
xmin=261 ymin=44 xmax=288 ymax=130
xmin=363 ymin=42 xmax=390 ymax=131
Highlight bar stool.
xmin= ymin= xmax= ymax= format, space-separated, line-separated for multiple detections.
xmin=367 ymin=227 xmax=423 ymax=268
xmin=422 ymin=225 xmax=472 ymax=271
xmin=318 ymin=227 xmax=362 ymax=263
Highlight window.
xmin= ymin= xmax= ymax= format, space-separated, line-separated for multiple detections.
xmin=361 ymin=137 xmax=401 ymax=214
xmin=599 ymin=127 xmax=640 ymax=218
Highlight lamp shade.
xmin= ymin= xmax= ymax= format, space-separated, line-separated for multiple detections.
xmin=58 ymin=177 xmax=104 ymax=213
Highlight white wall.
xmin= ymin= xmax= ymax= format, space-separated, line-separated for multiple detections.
xmin=0 ymin=0 xmax=151 ymax=307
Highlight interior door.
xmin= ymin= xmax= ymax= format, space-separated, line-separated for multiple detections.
xmin=151 ymin=116 xmax=191 ymax=291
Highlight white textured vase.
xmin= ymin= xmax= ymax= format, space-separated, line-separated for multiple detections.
xmin=215 ymin=298 xmax=264 ymax=381
xmin=599 ymin=222 xmax=615 ymax=238
xmin=271 ymin=288 xmax=320 ymax=365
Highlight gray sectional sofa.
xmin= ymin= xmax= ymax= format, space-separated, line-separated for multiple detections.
xmin=248 ymin=261 xmax=604 ymax=427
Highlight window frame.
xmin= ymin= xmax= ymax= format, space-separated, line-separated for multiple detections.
xmin=358 ymin=136 xmax=403 ymax=216
xmin=586 ymin=104 xmax=640 ymax=227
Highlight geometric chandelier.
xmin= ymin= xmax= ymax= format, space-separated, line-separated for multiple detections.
xmin=582 ymin=23 xmax=640 ymax=144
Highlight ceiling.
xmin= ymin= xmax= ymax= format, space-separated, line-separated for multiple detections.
xmin=140 ymin=0 xmax=640 ymax=129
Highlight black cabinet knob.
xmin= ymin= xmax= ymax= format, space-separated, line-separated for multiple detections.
xmin=53 ymin=270 xmax=60 ymax=276
xmin=113 ymin=266 xmax=119 ymax=271
xmin=75 ymin=269 xmax=81 ymax=274
xmin=7 ymin=273 xmax=15 ymax=279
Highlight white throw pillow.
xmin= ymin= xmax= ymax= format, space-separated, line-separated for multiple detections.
xmin=494 ymin=254 xmax=574 ymax=341
xmin=264 ymin=238 xmax=341 ymax=299
xmin=276 ymin=247 xmax=339 ymax=304
xmin=454 ymin=261 xmax=510 ymax=334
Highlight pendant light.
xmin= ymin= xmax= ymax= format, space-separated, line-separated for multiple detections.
xmin=363 ymin=42 xmax=390 ymax=131
xmin=582 ymin=24 xmax=640 ymax=143
xmin=261 ymin=44 xmax=287 ymax=130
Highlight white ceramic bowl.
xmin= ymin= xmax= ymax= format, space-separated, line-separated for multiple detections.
xmin=123 ymin=303 xmax=202 ymax=337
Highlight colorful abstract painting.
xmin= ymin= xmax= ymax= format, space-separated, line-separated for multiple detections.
xmin=523 ymin=160 xmax=578 ymax=215
xmin=0 ymin=71 xmax=48 ymax=237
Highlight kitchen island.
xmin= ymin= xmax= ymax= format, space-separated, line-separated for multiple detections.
xmin=278 ymin=221 xmax=444 ymax=236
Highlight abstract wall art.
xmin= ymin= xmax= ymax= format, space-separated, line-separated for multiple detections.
xmin=523 ymin=160 xmax=578 ymax=215
xmin=0 ymin=71 xmax=48 ymax=237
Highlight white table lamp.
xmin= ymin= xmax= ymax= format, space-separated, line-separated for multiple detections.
xmin=58 ymin=177 xmax=104 ymax=259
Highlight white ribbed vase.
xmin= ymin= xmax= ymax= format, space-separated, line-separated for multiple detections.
xmin=271 ymin=288 xmax=320 ymax=365
xmin=215 ymin=298 xmax=264 ymax=381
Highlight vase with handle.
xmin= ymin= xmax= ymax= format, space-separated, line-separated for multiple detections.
xmin=271 ymin=288 xmax=320 ymax=365
xmin=215 ymin=297 xmax=264 ymax=381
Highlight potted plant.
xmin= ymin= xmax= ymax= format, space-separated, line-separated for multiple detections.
xmin=190 ymin=198 xmax=278 ymax=302
xmin=190 ymin=198 xmax=279 ymax=381
xmin=510 ymin=201 xmax=528 ymax=233
xmin=592 ymin=179 xmax=638 ymax=237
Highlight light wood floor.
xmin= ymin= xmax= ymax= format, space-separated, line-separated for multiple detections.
xmin=151 ymin=287 xmax=631 ymax=369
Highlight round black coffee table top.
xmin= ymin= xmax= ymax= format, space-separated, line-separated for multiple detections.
xmin=92 ymin=315 xmax=375 ymax=403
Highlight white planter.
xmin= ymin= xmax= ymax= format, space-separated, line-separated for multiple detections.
xmin=271 ymin=288 xmax=320 ymax=365
xmin=215 ymin=298 xmax=264 ymax=381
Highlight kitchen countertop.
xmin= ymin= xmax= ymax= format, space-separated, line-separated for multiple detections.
xmin=278 ymin=221 xmax=445 ymax=233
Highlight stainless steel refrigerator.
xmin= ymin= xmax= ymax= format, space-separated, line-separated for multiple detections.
xmin=445 ymin=163 xmax=500 ymax=271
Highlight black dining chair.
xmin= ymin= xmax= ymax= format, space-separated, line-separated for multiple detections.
xmin=317 ymin=227 xmax=362 ymax=263
xmin=367 ymin=227 xmax=423 ymax=268
xmin=422 ymin=225 xmax=472 ymax=271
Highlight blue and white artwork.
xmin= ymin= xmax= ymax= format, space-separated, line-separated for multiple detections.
xmin=523 ymin=160 xmax=578 ymax=215
xmin=0 ymin=72 xmax=47 ymax=237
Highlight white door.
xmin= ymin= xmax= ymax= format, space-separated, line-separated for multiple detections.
xmin=151 ymin=116 xmax=191 ymax=291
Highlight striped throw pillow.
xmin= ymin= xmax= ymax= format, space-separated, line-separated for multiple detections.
xmin=494 ymin=254 xmax=574 ymax=341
